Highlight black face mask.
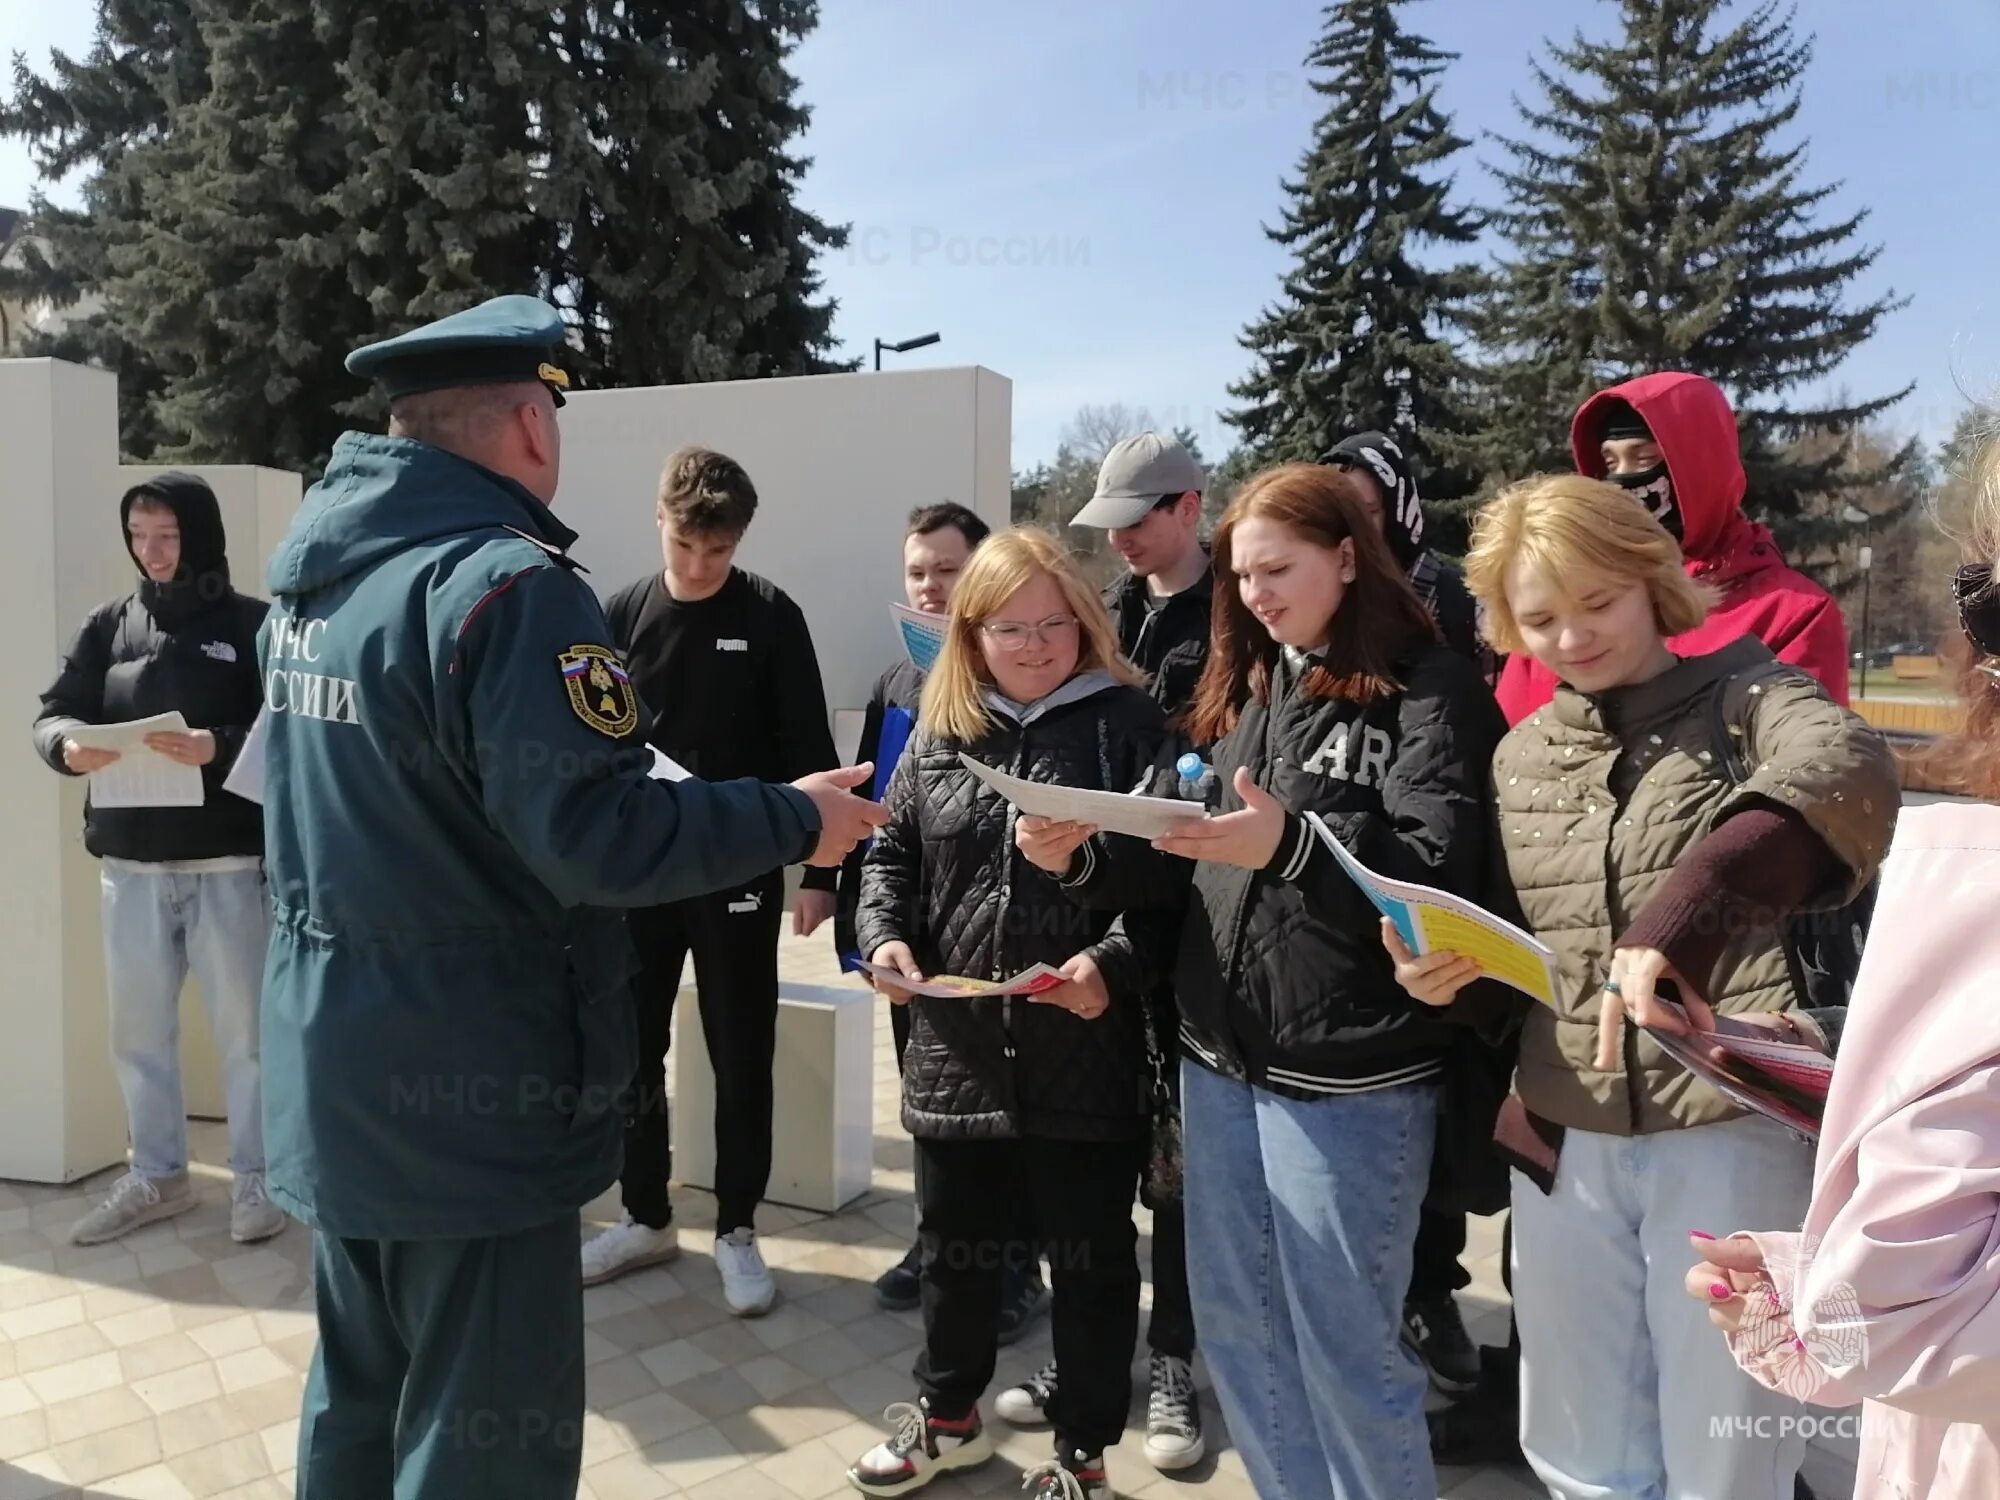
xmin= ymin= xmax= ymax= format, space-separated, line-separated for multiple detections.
xmin=1954 ymin=563 xmax=2000 ymax=656
xmin=1609 ymin=462 xmax=1682 ymax=539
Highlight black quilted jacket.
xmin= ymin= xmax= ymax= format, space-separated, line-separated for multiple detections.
xmin=855 ymin=675 xmax=1173 ymax=1141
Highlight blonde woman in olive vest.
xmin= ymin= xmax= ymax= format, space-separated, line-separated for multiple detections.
xmin=1390 ymin=474 xmax=1897 ymax=1500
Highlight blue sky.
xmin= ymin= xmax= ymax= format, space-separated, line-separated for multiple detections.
xmin=5 ymin=0 xmax=1995 ymax=469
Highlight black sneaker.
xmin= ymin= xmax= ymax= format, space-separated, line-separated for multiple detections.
xmin=1428 ymin=1344 xmax=1522 ymax=1467
xmin=874 ymin=1241 xmax=922 ymax=1311
xmin=1022 ymin=1447 xmax=1115 ymax=1499
xmin=995 ymin=1263 xmax=1048 ymax=1347
xmin=1402 ymin=1294 xmax=1480 ymax=1394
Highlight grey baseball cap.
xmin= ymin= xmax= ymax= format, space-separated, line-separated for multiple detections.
xmin=1071 ymin=432 xmax=1206 ymax=528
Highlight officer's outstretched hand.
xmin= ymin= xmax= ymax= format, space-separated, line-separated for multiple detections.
xmin=792 ymin=763 xmax=888 ymax=867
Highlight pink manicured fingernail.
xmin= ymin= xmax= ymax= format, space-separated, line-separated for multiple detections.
xmin=1710 ymin=1283 xmax=1734 ymax=1300
xmin=1690 ymin=1231 xmax=1715 ymax=1241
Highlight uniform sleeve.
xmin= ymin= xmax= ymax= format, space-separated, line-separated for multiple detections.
xmin=771 ymin=593 xmax=841 ymax=891
xmin=1767 ymin=593 xmax=1852 ymax=707
xmin=33 ymin=604 xmax=115 ymax=773
xmin=455 ymin=564 xmax=821 ymax=909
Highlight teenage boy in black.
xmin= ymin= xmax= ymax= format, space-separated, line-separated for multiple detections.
xmin=582 ymin=446 xmax=837 ymax=1317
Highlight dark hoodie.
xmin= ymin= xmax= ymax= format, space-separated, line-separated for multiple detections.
xmin=1494 ymin=373 xmax=1850 ymax=726
xmin=1323 ymin=430 xmax=1482 ymax=668
xmin=33 ymin=473 xmax=269 ymax=862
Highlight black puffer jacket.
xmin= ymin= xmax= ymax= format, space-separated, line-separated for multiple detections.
xmin=1080 ymin=643 xmax=1517 ymax=1099
xmin=855 ymin=674 xmax=1171 ymax=1141
xmin=32 ymin=473 xmax=268 ymax=863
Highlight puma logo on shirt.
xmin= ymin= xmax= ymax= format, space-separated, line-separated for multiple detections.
xmin=715 ymin=638 xmax=749 ymax=652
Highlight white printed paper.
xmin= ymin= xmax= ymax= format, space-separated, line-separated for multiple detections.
xmin=222 ymin=708 xmax=270 ymax=805
xmin=648 ymin=747 xmax=692 ymax=782
xmin=890 ymin=603 xmax=947 ymax=673
xmin=958 ymin=753 xmax=1206 ymax=841
xmin=68 ymin=712 xmax=206 ymax=809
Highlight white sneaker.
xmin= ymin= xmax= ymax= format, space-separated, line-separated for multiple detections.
xmin=995 ymin=1360 xmax=1058 ymax=1426
xmin=1142 ymin=1352 xmax=1205 ymax=1471
xmin=581 ymin=1212 xmax=680 ymax=1287
xmin=230 ymin=1173 xmax=287 ymax=1244
xmin=714 ymin=1227 xmax=776 ymax=1316
xmin=70 ymin=1172 xmax=196 ymax=1246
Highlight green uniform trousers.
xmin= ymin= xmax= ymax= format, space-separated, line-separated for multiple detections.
xmin=295 ymin=1215 xmax=584 ymax=1499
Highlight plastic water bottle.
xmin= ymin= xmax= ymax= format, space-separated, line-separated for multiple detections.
xmin=1175 ymin=751 xmax=1219 ymax=808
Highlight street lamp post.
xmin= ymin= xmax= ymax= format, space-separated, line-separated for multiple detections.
xmin=1856 ymin=543 xmax=1874 ymax=700
xmin=873 ymin=332 xmax=941 ymax=371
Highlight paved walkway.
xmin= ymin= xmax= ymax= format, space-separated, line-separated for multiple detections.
xmin=0 ymin=931 xmax=1858 ymax=1498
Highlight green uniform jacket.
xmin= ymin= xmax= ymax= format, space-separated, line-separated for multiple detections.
xmin=259 ymin=433 xmax=819 ymax=1239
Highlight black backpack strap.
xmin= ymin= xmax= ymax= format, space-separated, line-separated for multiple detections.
xmin=1706 ymin=676 xmax=1751 ymax=785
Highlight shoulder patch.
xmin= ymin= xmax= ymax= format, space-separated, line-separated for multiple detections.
xmin=503 ymin=526 xmax=587 ymax=573
xmin=559 ymin=644 xmax=639 ymax=738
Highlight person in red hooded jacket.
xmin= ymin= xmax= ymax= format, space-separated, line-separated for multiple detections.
xmin=1494 ymin=372 xmax=1851 ymax=725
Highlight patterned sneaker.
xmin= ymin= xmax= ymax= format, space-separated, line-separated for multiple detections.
xmin=846 ymin=1399 xmax=992 ymax=1495
xmin=1142 ymin=1351 xmax=1204 ymax=1470
xmin=1021 ymin=1447 xmax=1116 ymax=1499
xmin=70 ymin=1172 xmax=196 ymax=1246
xmin=994 ymin=1360 xmax=1058 ymax=1426
xmin=581 ymin=1212 xmax=680 ymax=1287
xmin=229 ymin=1173 xmax=287 ymax=1244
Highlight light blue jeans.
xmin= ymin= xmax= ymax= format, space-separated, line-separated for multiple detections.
xmin=1181 ymin=1058 xmax=1438 ymax=1500
xmin=100 ymin=864 xmax=270 ymax=1180
xmin=1510 ymin=1116 xmax=1815 ymax=1500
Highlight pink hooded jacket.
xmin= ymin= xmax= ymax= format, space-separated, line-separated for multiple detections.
xmin=1727 ymin=802 xmax=2000 ymax=1499
xmin=1495 ymin=373 xmax=1852 ymax=725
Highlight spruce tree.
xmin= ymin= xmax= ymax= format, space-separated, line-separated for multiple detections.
xmin=3 ymin=0 xmax=850 ymax=471
xmin=1471 ymin=0 xmax=1915 ymax=554
xmin=0 ymin=0 xmax=210 ymax=458
xmin=1226 ymin=0 xmax=1482 ymax=500
xmin=539 ymin=1 xmax=852 ymax=387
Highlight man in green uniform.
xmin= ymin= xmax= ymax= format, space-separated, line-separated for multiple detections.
xmin=257 ymin=295 xmax=884 ymax=1498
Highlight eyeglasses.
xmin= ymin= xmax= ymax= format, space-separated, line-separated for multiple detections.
xmin=979 ymin=614 xmax=1079 ymax=650
xmin=1954 ymin=563 xmax=2000 ymax=657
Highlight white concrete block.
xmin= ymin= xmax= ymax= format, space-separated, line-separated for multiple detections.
xmin=672 ymin=981 xmax=875 ymax=1215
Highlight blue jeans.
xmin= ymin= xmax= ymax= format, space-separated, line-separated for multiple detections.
xmin=1181 ymin=1058 xmax=1437 ymax=1500
xmin=100 ymin=864 xmax=269 ymax=1180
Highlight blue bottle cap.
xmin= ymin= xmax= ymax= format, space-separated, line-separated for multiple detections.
xmin=1176 ymin=752 xmax=1206 ymax=780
